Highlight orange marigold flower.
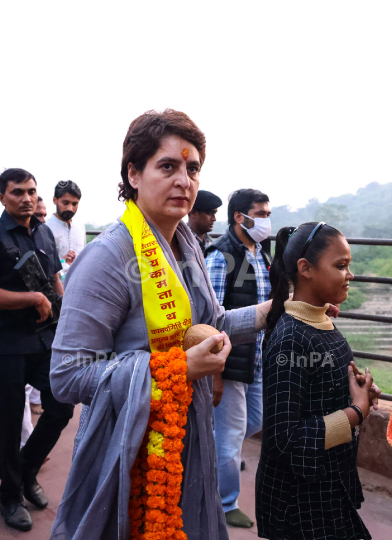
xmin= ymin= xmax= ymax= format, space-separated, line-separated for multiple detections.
xmin=147 ymin=454 xmax=166 ymax=470
xmin=170 ymin=374 xmax=187 ymax=383
xmin=157 ymin=379 xmax=173 ymax=390
xmin=172 ymin=351 xmax=188 ymax=373
xmin=130 ymin=506 xmax=143 ymax=520
xmin=150 ymin=353 xmax=169 ymax=368
xmin=146 ymin=482 xmax=166 ymax=496
xmin=130 ymin=520 xmax=142 ymax=533
xmin=155 ymin=367 xmax=172 ymax=381
xmin=165 ymin=526 xmax=176 ymax=537
xmin=164 ymin=412 xmax=180 ymax=425
xmin=172 ymin=384 xmax=188 ymax=395
xmin=166 ymin=515 xmax=183 ymax=528
xmin=164 ymin=451 xmax=181 ymax=463
xmin=165 ymin=462 xmax=183 ymax=474
xmin=165 ymin=505 xmax=182 ymax=517
xmin=162 ymin=439 xmax=184 ymax=453
xmin=144 ymin=521 xmax=165 ymax=532
xmin=151 ymin=420 xmax=166 ymax=432
xmin=145 ymin=509 xmax=166 ymax=523
xmin=131 ymin=475 xmax=143 ymax=487
xmin=161 ymin=392 xmax=174 ymax=403
xmin=130 ymin=484 xmax=142 ymax=496
xmin=146 ymin=496 xmax=166 ymax=509
xmin=177 ymin=405 xmax=188 ymax=416
xmin=146 ymin=470 xmax=167 ymax=484
xmin=163 ymin=402 xmax=178 ymax=413
xmin=173 ymin=393 xmax=189 ymax=405
xmin=150 ymin=400 xmax=162 ymax=412
xmin=166 ymin=494 xmax=181 ymax=506
xmin=144 ymin=532 xmax=166 ymax=540
xmin=129 ymin=349 xmax=192 ymax=539
xmin=165 ymin=425 xmax=182 ymax=438
xmin=177 ymin=415 xmax=188 ymax=427
xmin=173 ymin=530 xmax=187 ymax=540
xmin=166 ymin=473 xmax=182 ymax=487
xmin=130 ymin=487 xmax=142 ymax=498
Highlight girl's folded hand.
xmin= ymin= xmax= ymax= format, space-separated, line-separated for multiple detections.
xmin=350 ymin=361 xmax=381 ymax=410
xmin=348 ymin=365 xmax=373 ymax=421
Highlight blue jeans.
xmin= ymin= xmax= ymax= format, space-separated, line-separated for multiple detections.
xmin=213 ymin=371 xmax=263 ymax=513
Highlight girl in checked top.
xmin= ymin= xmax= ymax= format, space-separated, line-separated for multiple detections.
xmin=256 ymin=222 xmax=380 ymax=540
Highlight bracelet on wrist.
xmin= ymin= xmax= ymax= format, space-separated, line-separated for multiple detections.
xmin=348 ymin=404 xmax=364 ymax=425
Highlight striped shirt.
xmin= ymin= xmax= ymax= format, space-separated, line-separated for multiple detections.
xmin=206 ymin=242 xmax=271 ymax=373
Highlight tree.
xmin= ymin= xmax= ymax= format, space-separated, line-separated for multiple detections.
xmin=313 ymin=203 xmax=350 ymax=232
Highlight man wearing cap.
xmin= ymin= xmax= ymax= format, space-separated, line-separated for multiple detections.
xmin=187 ymin=190 xmax=222 ymax=256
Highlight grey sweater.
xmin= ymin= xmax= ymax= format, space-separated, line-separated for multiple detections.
xmin=50 ymin=220 xmax=257 ymax=540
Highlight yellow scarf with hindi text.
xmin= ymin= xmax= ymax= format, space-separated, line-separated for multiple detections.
xmin=121 ymin=199 xmax=192 ymax=352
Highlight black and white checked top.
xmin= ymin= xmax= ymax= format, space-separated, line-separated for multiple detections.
xmin=256 ymin=313 xmax=371 ymax=540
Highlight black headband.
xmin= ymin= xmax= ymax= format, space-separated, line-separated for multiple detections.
xmin=299 ymin=222 xmax=326 ymax=259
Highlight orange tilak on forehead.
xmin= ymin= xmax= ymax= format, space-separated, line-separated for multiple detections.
xmin=181 ymin=148 xmax=190 ymax=161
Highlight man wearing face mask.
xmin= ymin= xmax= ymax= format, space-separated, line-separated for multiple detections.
xmin=205 ymin=189 xmax=272 ymax=529
xmin=46 ymin=181 xmax=85 ymax=281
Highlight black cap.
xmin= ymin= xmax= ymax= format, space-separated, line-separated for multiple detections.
xmin=192 ymin=190 xmax=222 ymax=212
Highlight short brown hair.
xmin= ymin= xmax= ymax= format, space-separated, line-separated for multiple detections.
xmin=119 ymin=109 xmax=206 ymax=201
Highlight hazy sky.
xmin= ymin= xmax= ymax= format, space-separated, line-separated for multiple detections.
xmin=1 ymin=1 xmax=391 ymax=226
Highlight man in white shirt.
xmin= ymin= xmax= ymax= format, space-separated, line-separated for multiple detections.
xmin=46 ymin=181 xmax=86 ymax=276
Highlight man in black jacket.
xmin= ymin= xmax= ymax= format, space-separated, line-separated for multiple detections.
xmin=206 ymin=189 xmax=272 ymax=528
xmin=0 ymin=169 xmax=74 ymax=532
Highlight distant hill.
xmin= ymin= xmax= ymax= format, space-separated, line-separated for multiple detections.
xmin=213 ymin=182 xmax=392 ymax=238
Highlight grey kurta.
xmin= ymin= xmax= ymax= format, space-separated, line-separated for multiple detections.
xmin=50 ymin=220 xmax=257 ymax=540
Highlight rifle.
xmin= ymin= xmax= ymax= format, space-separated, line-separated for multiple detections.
xmin=14 ymin=250 xmax=63 ymax=332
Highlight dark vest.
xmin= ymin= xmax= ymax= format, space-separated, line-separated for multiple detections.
xmin=206 ymin=228 xmax=271 ymax=384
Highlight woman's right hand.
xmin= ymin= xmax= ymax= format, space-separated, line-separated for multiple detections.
xmin=186 ymin=331 xmax=232 ymax=381
xmin=348 ymin=365 xmax=373 ymax=422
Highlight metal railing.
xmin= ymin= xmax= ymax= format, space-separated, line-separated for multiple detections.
xmin=87 ymin=230 xmax=392 ymax=401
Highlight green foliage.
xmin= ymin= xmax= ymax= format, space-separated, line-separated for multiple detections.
xmin=85 ymin=223 xmax=113 ymax=244
xmin=352 ymin=358 xmax=392 ymax=395
xmin=270 ymin=181 xmax=392 ymax=238
xmin=350 ymin=259 xmax=392 ymax=278
xmin=314 ymin=204 xmax=349 ymax=231
xmin=349 ymin=245 xmax=392 ymax=277
xmin=344 ymin=330 xmax=375 ymax=352
xmin=340 ymin=287 xmax=366 ymax=311
xmin=343 ymin=331 xmax=392 ymax=394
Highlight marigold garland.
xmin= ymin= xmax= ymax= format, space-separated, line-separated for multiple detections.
xmin=129 ymin=347 xmax=193 ymax=540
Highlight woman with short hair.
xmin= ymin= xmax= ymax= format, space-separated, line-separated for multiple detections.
xmin=50 ymin=109 xmax=272 ymax=540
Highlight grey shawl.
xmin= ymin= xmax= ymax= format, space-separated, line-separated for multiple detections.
xmin=50 ymin=220 xmax=256 ymax=540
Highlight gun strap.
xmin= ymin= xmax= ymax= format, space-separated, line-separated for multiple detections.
xmin=0 ymin=221 xmax=21 ymax=263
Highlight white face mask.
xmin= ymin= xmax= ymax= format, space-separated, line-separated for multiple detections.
xmin=240 ymin=213 xmax=271 ymax=243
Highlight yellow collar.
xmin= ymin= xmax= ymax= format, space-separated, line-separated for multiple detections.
xmin=284 ymin=300 xmax=334 ymax=330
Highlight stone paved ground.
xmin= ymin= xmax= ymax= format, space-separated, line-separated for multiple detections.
xmin=1 ymin=404 xmax=391 ymax=539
